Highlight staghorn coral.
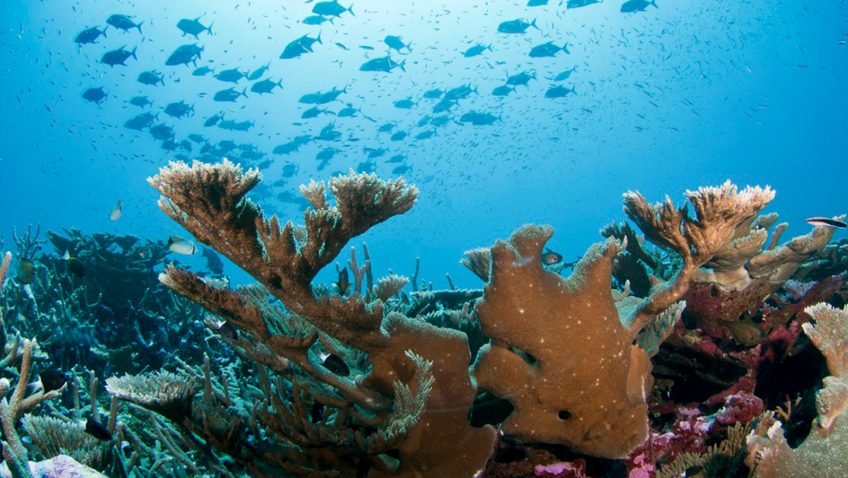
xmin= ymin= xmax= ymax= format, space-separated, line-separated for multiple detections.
xmin=746 ymin=303 xmax=848 ymax=477
xmin=469 ymin=180 xmax=774 ymax=459
xmin=144 ymin=160 xmax=497 ymax=477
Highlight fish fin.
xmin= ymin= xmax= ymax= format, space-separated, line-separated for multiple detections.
xmin=208 ymin=23 xmax=214 ymax=35
xmin=241 ymin=88 xmax=248 ymax=98
xmin=348 ymin=4 xmax=355 ymax=16
xmin=651 ymin=0 xmax=658 ymax=7
xmin=316 ymin=31 xmax=323 ymax=44
xmin=136 ymin=21 xmax=143 ymax=34
xmin=531 ymin=18 xmax=538 ymax=29
xmin=399 ymin=60 xmax=406 ymax=72
xmin=130 ymin=46 xmax=137 ymax=60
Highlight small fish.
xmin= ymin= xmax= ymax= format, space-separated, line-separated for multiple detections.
xmin=393 ymin=98 xmax=415 ymax=109
xmin=303 ymin=15 xmax=333 ymax=25
xmin=62 ymin=251 xmax=86 ymax=278
xmin=336 ymin=267 xmax=350 ymax=294
xmin=567 ymin=0 xmax=602 ymax=8
xmin=192 ymin=65 xmax=214 ymax=76
xmin=491 ymin=85 xmax=513 ymax=97
xmin=17 ymin=259 xmax=34 ymax=284
xmin=541 ymin=248 xmax=563 ymax=266
xmin=384 ymin=35 xmax=412 ymax=52
xmin=310 ymin=402 xmax=325 ymax=422
xmin=312 ymin=0 xmax=354 ymax=17
xmin=805 ymin=217 xmax=847 ymax=229
xmin=168 ymin=236 xmax=197 ymax=255
xmin=109 ymin=200 xmax=122 ymax=221
xmin=251 ymin=78 xmax=283 ymax=94
xmin=202 ymin=247 xmax=224 ymax=275
xmin=74 ymin=26 xmax=106 ymax=45
xmin=318 ymin=352 xmax=350 ymax=377
xmin=85 ymin=417 xmax=112 ymax=440
xmin=39 ymin=369 xmax=68 ymax=393
xmin=463 ymin=43 xmax=492 ymax=58
xmin=281 ymin=33 xmax=322 ymax=59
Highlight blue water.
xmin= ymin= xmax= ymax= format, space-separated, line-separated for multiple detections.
xmin=1 ymin=0 xmax=846 ymax=288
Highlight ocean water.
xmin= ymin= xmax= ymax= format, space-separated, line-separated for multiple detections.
xmin=0 ymin=0 xmax=846 ymax=477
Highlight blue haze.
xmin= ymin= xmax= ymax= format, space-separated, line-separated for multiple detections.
xmin=0 ymin=0 xmax=845 ymax=288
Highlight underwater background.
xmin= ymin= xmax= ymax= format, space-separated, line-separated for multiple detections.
xmin=0 ymin=0 xmax=847 ymax=477
xmin=2 ymin=0 xmax=846 ymax=287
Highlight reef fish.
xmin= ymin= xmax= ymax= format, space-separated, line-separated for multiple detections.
xmin=177 ymin=17 xmax=213 ymax=38
xmin=39 ymin=369 xmax=68 ymax=393
xmin=359 ymin=56 xmax=405 ymax=73
xmin=101 ymin=46 xmax=137 ymax=66
xmin=202 ymin=247 xmax=224 ymax=275
xmin=61 ymin=251 xmax=86 ymax=278
xmin=168 ymin=236 xmax=197 ymax=255
xmin=541 ymin=248 xmax=563 ymax=266
xmin=106 ymin=14 xmax=143 ymax=33
xmin=620 ymin=0 xmax=658 ymax=13
xmin=109 ymin=201 xmax=122 ymax=221
xmin=85 ymin=417 xmax=112 ymax=441
xmin=82 ymin=87 xmax=106 ymax=104
xmin=805 ymin=217 xmax=847 ymax=228
xmin=74 ymin=26 xmax=106 ymax=45
xmin=497 ymin=18 xmax=537 ymax=34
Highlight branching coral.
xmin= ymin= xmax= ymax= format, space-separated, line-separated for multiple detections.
xmin=145 ymin=160 xmax=497 ymax=477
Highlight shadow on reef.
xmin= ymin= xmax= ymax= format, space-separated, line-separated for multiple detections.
xmin=0 ymin=161 xmax=846 ymax=477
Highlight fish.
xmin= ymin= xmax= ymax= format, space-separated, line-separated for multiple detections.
xmin=378 ymin=122 xmax=396 ymax=132
xmin=359 ymin=56 xmax=405 ymax=73
xmin=101 ymin=46 xmax=137 ymax=66
xmin=247 ymin=63 xmax=270 ymax=80
xmin=392 ymin=164 xmax=411 ymax=174
xmin=106 ymin=14 xmax=143 ymax=33
xmin=567 ymin=0 xmax=602 ymax=8
xmin=166 ymin=44 xmax=203 ymax=66
xmin=497 ymin=18 xmax=537 ymax=34
xmin=302 ymin=107 xmax=332 ymax=119
xmin=320 ymin=350 xmax=350 ymax=376
xmin=192 ymin=65 xmax=214 ymax=76
xmin=384 ymin=35 xmax=412 ymax=52
xmin=545 ymin=85 xmax=576 ymax=98
xmin=444 ymin=84 xmax=477 ymax=100
xmin=303 ymin=15 xmax=333 ymax=25
xmin=168 ymin=236 xmax=197 ymax=255
xmin=299 ymin=86 xmax=347 ymax=104
xmin=215 ymin=68 xmax=247 ymax=83
xmin=460 ymin=111 xmax=499 ymax=126
xmin=506 ymin=71 xmax=535 ymax=87
xmin=529 ymin=41 xmax=569 ymax=57
xmin=61 ymin=251 xmax=86 ymax=277
xmin=415 ymin=130 xmax=435 ymax=140
xmin=150 ymin=124 xmax=176 ymax=142
xmin=393 ymin=98 xmax=415 ymax=109
xmin=251 ymin=78 xmax=283 ymax=94
xmin=337 ymin=104 xmax=360 ymax=117
xmin=137 ymin=70 xmax=165 ymax=86
xmin=202 ymin=247 xmax=224 ymax=275
xmin=335 ymin=41 xmax=349 ymax=50
xmin=218 ymin=119 xmax=254 ymax=131
xmin=492 ymin=85 xmax=514 ymax=97
xmin=620 ymin=0 xmax=658 ymax=13
xmin=74 ymin=26 xmax=106 ymax=45
xmin=39 ymin=369 xmax=68 ymax=393
xmin=432 ymin=98 xmax=456 ymax=114
xmin=82 ymin=87 xmax=106 ymax=104
xmin=164 ymin=101 xmax=194 ymax=118
xmin=365 ymin=147 xmax=386 ymax=158
xmin=204 ymin=113 xmax=224 ymax=126
xmin=541 ymin=248 xmax=563 ymax=266
xmin=17 ymin=259 xmax=34 ymax=284
xmin=177 ymin=17 xmax=213 ymax=38
xmin=805 ymin=217 xmax=847 ymax=229
xmin=390 ymin=131 xmax=408 ymax=141
xmin=129 ymin=96 xmax=152 ymax=108
xmin=387 ymin=154 xmax=405 ymax=163
xmin=528 ymin=0 xmax=549 ymax=5
xmin=213 ymin=87 xmax=248 ymax=102
xmin=463 ymin=43 xmax=492 ymax=58
xmin=550 ymin=67 xmax=577 ymax=81
xmin=312 ymin=1 xmax=354 ymax=17
xmin=423 ymin=88 xmax=443 ymax=99
xmin=85 ymin=417 xmax=112 ymax=440
xmin=109 ymin=201 xmax=122 ymax=221
xmin=124 ymin=112 xmax=157 ymax=130
xmin=280 ymin=33 xmax=322 ymax=59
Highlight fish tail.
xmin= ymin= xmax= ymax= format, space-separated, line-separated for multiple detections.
xmin=316 ymin=31 xmax=323 ymax=44
xmin=102 ymin=27 xmax=108 ymax=37
xmin=348 ymin=4 xmax=355 ymax=16
xmin=131 ymin=46 xmax=137 ymax=60
xmin=399 ymin=60 xmax=406 ymax=72
xmin=208 ymin=23 xmax=214 ymax=35
xmin=651 ymin=0 xmax=658 ymax=7
xmin=136 ymin=21 xmax=143 ymax=34
xmin=531 ymin=18 xmax=538 ymax=29
xmin=241 ymin=88 xmax=248 ymax=98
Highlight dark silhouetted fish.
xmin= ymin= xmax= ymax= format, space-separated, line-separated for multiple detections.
xmin=393 ymin=98 xmax=415 ymax=109
xmin=384 ymin=35 xmax=411 ymax=52
xmin=203 ymin=112 xmax=224 ymax=126
xmin=541 ymin=248 xmax=563 ymax=265
xmin=137 ymin=70 xmax=164 ymax=86
xmin=545 ymin=85 xmax=576 ymax=98
xmin=528 ymin=0 xmax=549 ymax=5
xmin=620 ymin=0 xmax=657 ymax=12
xmin=150 ymin=123 xmax=176 ymax=141
xmin=82 ymin=87 xmax=106 ymax=104
xmin=313 ymin=1 xmax=354 ymax=17
xmin=507 ymin=71 xmax=535 ymax=87
xmin=166 ymin=44 xmax=203 ymax=66
xmin=74 ymin=26 xmax=106 ymax=45
xmin=85 ymin=417 xmax=112 ymax=440
xmin=106 ymin=14 xmax=143 ymax=33
xmin=567 ymin=0 xmax=602 ymax=8
xmin=124 ymin=112 xmax=157 ymax=130
xmin=213 ymin=87 xmax=247 ymax=102
xmin=129 ymin=95 xmax=152 ymax=108
xmin=101 ymin=46 xmax=136 ymax=66
xmin=492 ymin=85 xmax=514 ymax=97
xmin=529 ymin=41 xmax=569 ymax=57
xmin=445 ymin=84 xmax=477 ymax=100
xmin=460 ymin=111 xmax=499 ymax=126
xmin=497 ymin=18 xmax=537 ymax=34
xmin=215 ymin=68 xmax=247 ymax=83
xmin=251 ymin=78 xmax=283 ymax=94
xmin=247 ymin=63 xmax=270 ymax=80
xmin=423 ymin=88 xmax=443 ymax=99
xmin=280 ymin=33 xmax=322 ymax=59
xmin=192 ymin=65 xmax=214 ymax=76
xmin=202 ymin=247 xmax=224 ymax=275
xmin=177 ymin=17 xmax=213 ymax=38
xmin=164 ymin=101 xmax=194 ymax=118
xmin=463 ymin=43 xmax=492 ymax=57
xmin=303 ymin=15 xmax=333 ymax=25
xmin=360 ymin=56 xmax=405 ymax=72
xmin=39 ymin=369 xmax=68 ymax=393
xmin=805 ymin=217 xmax=847 ymax=228
xmin=550 ymin=67 xmax=577 ymax=81
xmin=390 ymin=130 xmax=408 ymax=141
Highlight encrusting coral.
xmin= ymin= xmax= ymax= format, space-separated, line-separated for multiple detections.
xmin=745 ymin=303 xmax=848 ymax=477
xmin=143 ymin=159 xmax=497 ymax=477
xmin=466 ymin=181 xmax=775 ymax=458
